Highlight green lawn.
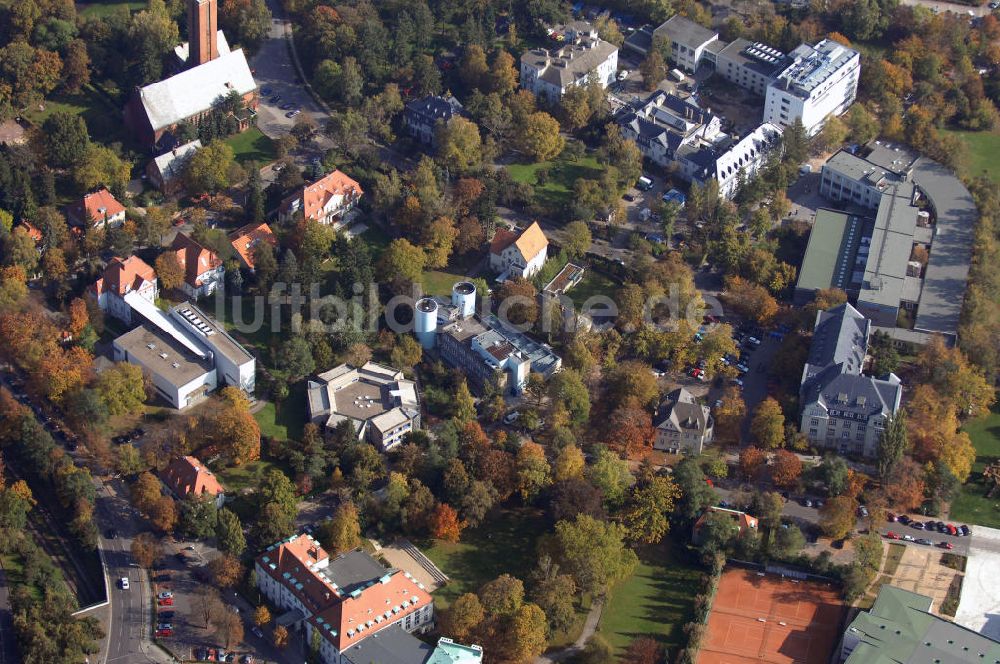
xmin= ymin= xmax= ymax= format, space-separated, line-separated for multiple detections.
xmin=216 ymin=459 xmax=290 ymax=495
xmin=421 ymin=507 xmax=545 ymax=607
xmin=950 ymin=407 xmax=1000 ymax=528
xmin=253 ymin=382 xmax=307 ymax=442
xmin=421 ymin=269 xmax=468 ymax=297
xmin=24 ymin=86 xmax=125 ymax=144
xmin=883 ymin=543 xmax=906 ymax=576
xmin=507 ymin=153 xmax=603 ymax=210
xmin=597 ymin=542 xmax=700 ymax=653
xmin=945 ymin=129 xmax=1000 ymax=185
xmin=225 ymin=127 xmax=277 ymax=165
xmin=567 ymin=269 xmax=618 ymax=309
xmin=79 ymin=0 xmax=145 ymax=17
xmin=0 ymin=553 xmax=42 ymax=602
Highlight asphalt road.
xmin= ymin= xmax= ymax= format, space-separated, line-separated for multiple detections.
xmin=899 ymin=0 xmax=990 ymax=16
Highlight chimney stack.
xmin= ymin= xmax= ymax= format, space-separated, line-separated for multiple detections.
xmin=188 ymin=0 xmax=219 ymax=67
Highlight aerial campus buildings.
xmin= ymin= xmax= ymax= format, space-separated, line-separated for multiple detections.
xmin=413 ymin=281 xmax=561 ymax=396
xmin=519 ymin=20 xmax=619 ymax=102
xmin=624 ymin=16 xmax=859 ymax=135
xmin=796 ymin=141 xmax=977 ymax=345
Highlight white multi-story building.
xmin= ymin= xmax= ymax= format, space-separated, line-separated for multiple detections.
xmin=617 ymin=91 xmax=781 ymax=199
xmin=91 ymin=256 xmax=160 ymax=325
xmin=256 ymin=535 xmax=435 ymax=664
xmin=488 ymin=221 xmax=549 ymax=279
xmin=652 ymin=15 xmax=719 ymax=72
xmin=764 ymin=39 xmax=860 ymax=135
xmin=520 ymin=21 xmax=618 ymax=103
xmin=715 ymin=39 xmax=789 ymax=97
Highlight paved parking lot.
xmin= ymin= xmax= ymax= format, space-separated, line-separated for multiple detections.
xmin=886 ymin=546 xmax=963 ymax=616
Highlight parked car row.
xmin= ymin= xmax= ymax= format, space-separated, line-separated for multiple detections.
xmin=884 ymin=532 xmax=954 ymax=548
xmin=892 ymin=514 xmax=971 ymax=536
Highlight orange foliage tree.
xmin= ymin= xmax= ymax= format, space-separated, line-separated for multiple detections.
xmin=430 ymin=503 xmax=465 ymax=543
xmin=771 ymin=450 xmax=803 ymax=489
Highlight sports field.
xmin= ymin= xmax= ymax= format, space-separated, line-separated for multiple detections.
xmin=698 ymin=568 xmax=846 ymax=664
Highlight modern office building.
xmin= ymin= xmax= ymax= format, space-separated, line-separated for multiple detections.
xmin=306 ymin=362 xmax=420 ymax=451
xmin=763 ymin=39 xmax=860 ymax=135
xmin=715 ymin=39 xmax=789 ymax=97
xmin=799 ymin=303 xmax=902 ymax=457
xmin=841 ymin=586 xmax=1000 ymax=663
xmin=811 ymin=142 xmax=976 ymax=343
xmin=520 ymin=21 xmax=618 ymax=102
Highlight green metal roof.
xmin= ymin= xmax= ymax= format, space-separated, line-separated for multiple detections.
xmin=797 ymin=208 xmax=864 ymax=293
xmin=845 ymin=586 xmax=1000 ymax=664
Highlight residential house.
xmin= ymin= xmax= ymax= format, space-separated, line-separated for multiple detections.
xmin=124 ymin=0 xmax=257 ymax=148
xmin=654 ymin=388 xmax=714 ymax=454
xmin=228 ymin=222 xmax=277 ymax=271
xmin=307 ymin=362 xmax=420 ymax=451
xmin=18 ymin=221 xmax=43 ymax=246
xmin=67 ymin=188 xmax=127 ymax=229
xmin=519 ymin=21 xmax=618 ymax=102
xmin=160 ymin=455 xmax=225 ymax=507
xmin=278 ymin=169 xmax=363 ymax=228
xmin=255 ymin=535 xmax=435 ymax=664
xmin=170 ymin=233 xmax=224 ymax=298
xmin=146 ymin=139 xmax=202 ymax=194
xmin=799 ymin=303 xmax=902 ymax=457
xmin=489 ymin=221 xmax=548 ymax=279
xmin=692 ymin=507 xmax=758 ymax=544
xmin=652 ymin=15 xmax=720 ymax=72
xmin=404 ymin=95 xmax=465 ymax=146
xmin=91 ymin=256 xmax=159 ymax=324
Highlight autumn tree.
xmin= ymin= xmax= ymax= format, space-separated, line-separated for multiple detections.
xmin=319 ymin=501 xmax=361 ymax=554
xmin=185 ymin=141 xmax=239 ymax=194
xmin=149 ymin=496 xmax=178 ymax=533
xmin=883 ymin=457 xmax=925 ymax=512
xmin=623 ymin=475 xmax=680 ymax=544
xmin=553 ymin=445 xmax=585 ymax=482
xmin=553 ymin=514 xmax=638 ymax=597
xmin=130 ymin=532 xmax=161 ymax=569
xmin=714 ymin=387 xmax=746 ymax=444
xmin=97 ymin=362 xmax=147 ymax=416
xmin=515 ymin=442 xmax=551 ymax=502
xmin=739 ymin=446 xmax=767 ymax=481
xmin=209 ymin=553 xmax=244 ymax=588
xmin=605 ymin=405 xmax=654 ymax=458
xmin=422 ymin=216 xmax=459 ymax=269
xmin=625 ymin=637 xmax=665 ymax=664
xmin=380 ymin=238 xmax=426 ymax=287
xmin=877 ymin=413 xmax=908 ymax=482
xmin=518 ymin=112 xmax=564 ymax=162
xmin=770 ymin=450 xmax=802 ymax=489
xmin=430 ymin=503 xmax=465 ymax=542
xmin=155 ymin=252 xmax=185 ymax=291
xmin=440 ymin=593 xmax=484 ymax=641
xmin=639 ymin=49 xmax=666 ymax=90
xmin=751 ymin=398 xmax=785 ymax=449
xmin=273 ymin=624 xmax=289 ymax=648
xmin=819 ymin=495 xmax=859 ymax=540
xmin=722 ymin=276 xmax=778 ymax=325
xmin=253 ymin=605 xmax=271 ymax=627
xmin=435 ymin=117 xmax=482 ymax=175
xmin=505 ymin=603 xmax=548 ymax=662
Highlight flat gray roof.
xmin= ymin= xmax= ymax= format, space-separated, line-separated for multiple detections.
xmin=173 ymin=302 xmax=254 ymax=366
xmin=864 ymin=142 xmax=919 ymax=174
xmin=341 ymin=624 xmax=432 ymax=664
xmin=114 ymin=324 xmax=214 ymax=387
xmin=322 ymin=550 xmax=392 ymax=594
xmin=858 ymin=184 xmax=918 ymax=308
xmin=654 ymin=15 xmax=717 ymax=49
xmin=911 ymin=158 xmax=976 ymax=338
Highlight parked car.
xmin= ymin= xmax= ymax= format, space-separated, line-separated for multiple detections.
xmin=887 ymin=513 xmax=897 ymax=522
xmin=106 ymin=529 xmax=118 ymax=539
xmin=268 ymin=95 xmax=281 ymax=103
xmin=158 ymin=598 xmax=174 ymax=606
xmin=902 ymin=534 xmax=915 ymax=542
xmin=119 ymin=577 xmax=130 ymax=590
xmin=939 ymin=541 xmax=954 ymax=550
xmin=947 ymin=524 xmax=957 ymax=536
xmin=960 ymin=525 xmax=971 ymax=536
xmin=286 ymin=109 xmax=301 ymax=118
xmin=159 ymin=611 xmax=174 ymax=620
xmin=898 ymin=515 xmax=912 ymax=525
xmin=155 ymin=628 xmax=173 ymax=638
xmin=157 ymin=591 xmax=173 ymax=599
xmin=251 ymin=626 xmax=264 ymax=639
xmin=911 ymin=521 xmax=925 ymax=530
xmin=803 ymin=499 xmax=813 ymax=508
xmin=915 ymin=538 xmax=932 ymax=546
xmin=617 ymin=69 xmax=630 ymax=81
xmin=885 ymin=531 xmax=900 ymax=540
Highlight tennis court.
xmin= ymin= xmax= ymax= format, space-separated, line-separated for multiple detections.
xmin=697 ymin=568 xmax=847 ymax=664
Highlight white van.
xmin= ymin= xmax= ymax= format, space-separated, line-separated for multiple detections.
xmin=636 ymin=176 xmax=654 ymax=191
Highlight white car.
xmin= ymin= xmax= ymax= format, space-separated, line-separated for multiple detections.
xmin=617 ymin=70 xmax=629 ymax=81
xmin=120 ymin=577 xmax=130 ymax=590
xmin=503 ymin=412 xmax=520 ymax=425
xmin=902 ymin=534 xmax=915 ymax=542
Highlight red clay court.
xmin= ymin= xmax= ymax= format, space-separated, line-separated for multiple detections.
xmin=697 ymin=567 xmax=847 ymax=664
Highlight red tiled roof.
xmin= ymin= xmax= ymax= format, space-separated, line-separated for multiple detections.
xmin=70 ymin=188 xmax=125 ymax=226
xmin=280 ymin=170 xmax=363 ymax=221
xmin=257 ymin=535 xmax=336 ymax=615
xmin=489 ymin=227 xmax=518 ymax=255
xmin=161 ymin=455 xmax=224 ymax=499
xmin=309 ymin=570 xmax=433 ymax=650
xmin=92 ymin=255 xmax=157 ymax=297
xmin=228 ymin=222 xmax=277 ymax=270
xmin=19 ymin=222 xmax=42 ymax=243
xmin=170 ymin=233 xmax=221 ymax=288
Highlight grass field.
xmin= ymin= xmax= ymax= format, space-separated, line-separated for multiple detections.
xmin=225 ymin=127 xmax=277 ymax=165
xmin=79 ymin=0 xmax=145 ymax=17
xmin=253 ymin=382 xmax=307 ymax=442
xmin=24 ymin=86 xmax=125 ymax=144
xmin=950 ymin=407 xmax=1000 ymax=528
xmin=421 ymin=269 xmax=468 ymax=296
xmin=597 ymin=542 xmax=700 ymax=653
xmin=507 ymin=153 xmax=603 ymax=210
xmin=945 ymin=129 xmax=1000 ymax=185
xmin=568 ymin=269 xmax=618 ymax=309
xmin=216 ymin=458 xmax=291 ymax=496
xmin=883 ymin=543 xmax=906 ymax=576
xmin=0 ymin=553 xmax=42 ymax=602
xmin=421 ymin=507 xmax=545 ymax=607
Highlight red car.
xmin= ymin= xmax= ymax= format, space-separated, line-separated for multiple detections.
xmin=939 ymin=542 xmax=954 ymax=550
xmin=690 ymin=368 xmax=704 ymax=379
xmin=885 ymin=531 xmax=900 ymax=540
xmin=158 ymin=598 xmax=174 ymax=606
xmin=947 ymin=524 xmax=958 ymax=536
xmin=155 ymin=628 xmax=173 ymax=638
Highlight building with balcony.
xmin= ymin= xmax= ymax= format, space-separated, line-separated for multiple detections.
xmin=278 ymin=169 xmax=363 ymax=229
xmin=520 ymin=21 xmax=618 ymax=102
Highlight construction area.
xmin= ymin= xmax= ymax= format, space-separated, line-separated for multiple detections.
xmin=698 ymin=567 xmax=847 ymax=664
